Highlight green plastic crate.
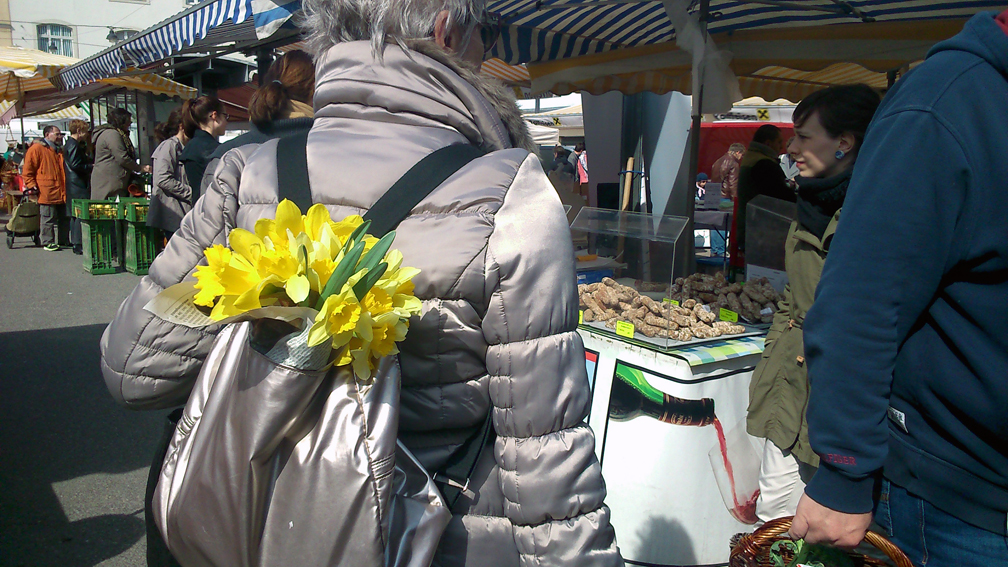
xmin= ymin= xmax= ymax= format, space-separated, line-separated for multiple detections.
xmin=117 ymin=198 xmax=149 ymax=221
xmin=72 ymin=199 xmax=118 ymax=220
xmin=82 ymin=220 xmax=117 ymax=275
xmin=125 ymin=203 xmax=149 ymax=222
xmin=125 ymin=222 xmax=159 ymax=275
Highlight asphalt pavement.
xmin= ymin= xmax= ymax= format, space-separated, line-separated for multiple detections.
xmin=0 ymin=215 xmax=169 ymax=566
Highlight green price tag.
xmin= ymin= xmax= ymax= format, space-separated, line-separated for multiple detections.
xmin=662 ymin=298 xmax=680 ymax=306
xmin=578 ymin=310 xmax=584 ymax=324
xmin=615 ymin=320 xmax=635 ymax=338
xmin=719 ymin=308 xmax=739 ymax=322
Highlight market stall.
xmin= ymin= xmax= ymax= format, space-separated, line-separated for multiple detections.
xmin=569 ymin=205 xmax=782 ymax=565
xmin=581 ymin=328 xmax=764 ymax=566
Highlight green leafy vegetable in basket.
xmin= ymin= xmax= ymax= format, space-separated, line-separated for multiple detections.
xmin=769 ymin=539 xmax=856 ymax=567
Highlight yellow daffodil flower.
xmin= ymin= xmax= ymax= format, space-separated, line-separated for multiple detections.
xmin=306 ymin=287 xmax=362 ymax=349
xmin=193 ymin=200 xmax=422 ymax=382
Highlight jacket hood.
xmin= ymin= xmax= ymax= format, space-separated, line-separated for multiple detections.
xmin=313 ymin=40 xmax=535 ymax=154
xmin=928 ymin=11 xmax=1008 ymax=78
xmin=744 ymin=141 xmax=778 ymax=162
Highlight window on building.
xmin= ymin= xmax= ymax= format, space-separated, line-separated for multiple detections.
xmin=37 ymin=24 xmax=74 ymax=57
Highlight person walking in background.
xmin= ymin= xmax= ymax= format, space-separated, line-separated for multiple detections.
xmin=695 ymin=172 xmax=708 ymax=201
xmin=23 ymin=125 xmax=66 ymax=251
xmin=63 ymin=119 xmax=93 ymax=256
xmin=712 ymin=142 xmax=745 ymax=199
xmin=550 ymin=144 xmax=576 ymax=175
xmin=746 ymin=85 xmax=880 ymax=523
xmin=178 ymin=95 xmax=227 ymax=203
xmin=198 ymin=50 xmax=315 ymax=194
xmin=573 ymin=142 xmax=589 ymax=197
xmin=779 ymin=136 xmax=800 ymax=182
xmin=100 ymin=0 xmax=622 ymax=562
xmin=92 ymin=108 xmax=150 ymax=201
xmin=147 ymin=108 xmax=191 ymax=244
xmin=790 ymin=11 xmax=1008 ymax=565
xmin=730 ymin=124 xmax=794 ymax=272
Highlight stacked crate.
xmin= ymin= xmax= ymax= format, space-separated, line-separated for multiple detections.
xmin=119 ymin=198 xmax=157 ymax=275
xmin=72 ymin=199 xmax=117 ymax=275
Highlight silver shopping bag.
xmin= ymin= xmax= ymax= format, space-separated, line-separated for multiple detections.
xmin=152 ymin=321 xmax=450 ymax=567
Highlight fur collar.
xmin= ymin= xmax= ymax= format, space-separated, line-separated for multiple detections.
xmin=402 ymin=39 xmax=536 ymax=154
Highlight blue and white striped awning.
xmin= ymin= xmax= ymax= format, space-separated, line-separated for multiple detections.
xmin=59 ymin=0 xmax=301 ymax=90
xmin=486 ymin=0 xmax=1006 ymax=65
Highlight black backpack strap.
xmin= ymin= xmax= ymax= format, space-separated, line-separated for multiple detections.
xmin=363 ymin=144 xmax=485 ymax=236
xmin=276 ymin=136 xmax=484 ymax=236
xmin=276 ymin=130 xmax=313 ymax=212
xmin=275 ymin=136 xmax=491 ymax=507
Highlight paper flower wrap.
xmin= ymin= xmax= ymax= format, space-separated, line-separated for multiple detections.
xmin=192 ymin=199 xmax=422 ymax=380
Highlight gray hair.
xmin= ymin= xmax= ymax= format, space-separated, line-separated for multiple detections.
xmin=728 ymin=142 xmax=746 ymax=154
xmin=301 ymin=0 xmax=486 ymax=60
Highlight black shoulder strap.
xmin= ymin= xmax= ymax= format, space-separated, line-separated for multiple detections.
xmin=276 ymin=134 xmax=492 ymax=507
xmin=276 ymin=130 xmax=312 ymax=212
xmin=276 ymin=132 xmax=484 ymax=235
xmin=363 ymin=143 xmax=484 ymax=236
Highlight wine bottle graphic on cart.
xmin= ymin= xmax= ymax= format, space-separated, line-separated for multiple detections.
xmin=609 ymin=366 xmax=759 ymax=524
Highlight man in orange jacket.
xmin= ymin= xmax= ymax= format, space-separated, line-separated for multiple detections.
xmin=23 ymin=125 xmax=67 ymax=251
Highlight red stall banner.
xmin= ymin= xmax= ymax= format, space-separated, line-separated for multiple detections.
xmin=699 ymin=122 xmax=795 ymax=178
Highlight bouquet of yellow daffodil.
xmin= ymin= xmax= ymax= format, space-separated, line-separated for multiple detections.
xmin=190 ymin=199 xmax=422 ymax=381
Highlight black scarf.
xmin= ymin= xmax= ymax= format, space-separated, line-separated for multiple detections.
xmin=795 ymin=169 xmax=852 ymax=241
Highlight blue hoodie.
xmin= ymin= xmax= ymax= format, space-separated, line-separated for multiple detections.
xmin=803 ymin=12 xmax=1008 ymax=535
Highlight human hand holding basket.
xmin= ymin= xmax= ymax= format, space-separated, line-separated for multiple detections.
xmin=729 ymin=516 xmax=911 ymax=567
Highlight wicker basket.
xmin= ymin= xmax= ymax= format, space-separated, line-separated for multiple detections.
xmin=729 ymin=517 xmax=912 ymax=567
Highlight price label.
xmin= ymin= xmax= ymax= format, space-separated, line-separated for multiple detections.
xmin=615 ymin=321 xmax=635 ymax=338
xmin=719 ymin=308 xmax=739 ymax=323
xmin=578 ymin=310 xmax=584 ymax=324
xmin=662 ymin=298 xmax=680 ymax=306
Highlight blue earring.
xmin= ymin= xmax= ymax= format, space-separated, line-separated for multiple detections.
xmin=835 ymin=149 xmax=846 ymax=160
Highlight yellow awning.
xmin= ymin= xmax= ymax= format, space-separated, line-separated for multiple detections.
xmin=0 ymin=45 xmax=195 ymax=104
xmin=0 ymin=46 xmax=73 ymax=100
xmin=526 ymin=19 xmax=964 ymax=100
xmin=101 ymin=72 xmax=197 ymax=98
xmin=481 ymin=58 xmax=531 ymax=87
xmin=0 ymin=100 xmax=86 ymax=122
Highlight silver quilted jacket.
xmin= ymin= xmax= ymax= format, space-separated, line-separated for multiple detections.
xmin=100 ymin=41 xmax=622 ymax=566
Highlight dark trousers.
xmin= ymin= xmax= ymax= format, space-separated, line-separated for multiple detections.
xmin=70 ymin=216 xmax=82 ymax=251
xmin=40 ymin=204 xmax=62 ymax=245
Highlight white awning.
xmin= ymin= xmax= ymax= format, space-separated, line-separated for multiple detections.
xmin=525 ymin=121 xmax=560 ymax=146
xmin=58 ymin=0 xmax=300 ymax=90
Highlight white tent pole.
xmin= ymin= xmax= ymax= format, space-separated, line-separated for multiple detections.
xmin=18 ymin=79 xmax=24 ymax=144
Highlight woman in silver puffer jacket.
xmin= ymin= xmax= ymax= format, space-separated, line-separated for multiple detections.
xmin=99 ymin=0 xmax=622 ymax=565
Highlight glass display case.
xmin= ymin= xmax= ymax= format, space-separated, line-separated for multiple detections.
xmin=571 ymin=207 xmax=768 ymax=350
xmin=744 ymin=195 xmax=797 ymax=292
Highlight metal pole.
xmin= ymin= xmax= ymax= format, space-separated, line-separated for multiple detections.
xmin=683 ymin=0 xmax=710 ymax=277
xmin=256 ymin=47 xmax=274 ymax=86
xmin=16 ymin=79 xmax=24 ymax=144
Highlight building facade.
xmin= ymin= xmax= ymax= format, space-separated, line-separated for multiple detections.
xmin=2 ymin=0 xmax=193 ymax=57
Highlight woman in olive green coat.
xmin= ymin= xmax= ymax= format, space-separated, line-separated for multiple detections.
xmin=91 ymin=108 xmax=150 ymax=200
xmin=747 ymin=85 xmax=880 ymax=523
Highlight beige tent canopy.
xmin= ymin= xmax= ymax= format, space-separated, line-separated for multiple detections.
xmin=0 ymin=46 xmax=194 ymax=118
xmin=524 ymin=18 xmax=960 ymax=101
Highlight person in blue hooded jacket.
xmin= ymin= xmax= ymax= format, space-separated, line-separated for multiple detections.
xmin=789 ymin=10 xmax=1008 ymax=566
